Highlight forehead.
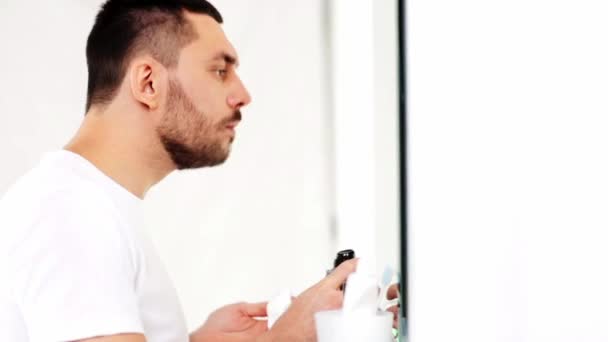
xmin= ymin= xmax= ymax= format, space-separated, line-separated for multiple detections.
xmin=183 ymin=12 xmax=238 ymax=61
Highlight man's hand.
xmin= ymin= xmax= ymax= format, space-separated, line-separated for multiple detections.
xmin=262 ymin=259 xmax=358 ymax=342
xmin=386 ymin=284 xmax=400 ymax=329
xmin=190 ymin=302 xmax=269 ymax=342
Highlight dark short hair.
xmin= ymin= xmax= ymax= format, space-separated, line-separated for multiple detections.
xmin=85 ymin=0 xmax=223 ymax=111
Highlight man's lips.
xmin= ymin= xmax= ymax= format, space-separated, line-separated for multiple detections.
xmin=225 ymin=111 xmax=242 ymax=130
xmin=225 ymin=121 xmax=240 ymax=130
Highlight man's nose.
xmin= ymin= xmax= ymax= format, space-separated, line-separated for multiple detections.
xmin=227 ymin=79 xmax=252 ymax=109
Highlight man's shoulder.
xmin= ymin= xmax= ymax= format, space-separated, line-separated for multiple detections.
xmin=0 ymin=163 xmax=113 ymax=217
xmin=0 ymin=163 xmax=126 ymax=256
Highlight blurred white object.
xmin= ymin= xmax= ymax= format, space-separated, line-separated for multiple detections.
xmin=343 ymin=272 xmax=378 ymax=312
xmin=378 ymin=265 xmax=400 ymax=311
xmin=315 ymin=267 xmax=393 ymax=342
xmin=315 ymin=310 xmax=393 ymax=342
xmin=266 ymin=290 xmax=292 ymax=329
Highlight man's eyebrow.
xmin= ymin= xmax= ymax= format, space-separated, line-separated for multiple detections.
xmin=210 ymin=52 xmax=239 ymax=67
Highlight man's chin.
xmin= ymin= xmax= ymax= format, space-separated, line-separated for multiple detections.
xmin=183 ymin=156 xmax=229 ymax=170
xmin=207 ymin=152 xmax=230 ymax=168
xmin=168 ymin=148 xmax=231 ymax=170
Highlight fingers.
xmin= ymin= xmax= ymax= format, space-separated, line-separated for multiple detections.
xmin=387 ymin=305 xmax=399 ymax=329
xmin=387 ymin=284 xmax=400 ymax=300
xmin=251 ymin=320 xmax=270 ymax=334
xmin=242 ymin=302 xmax=268 ymax=318
xmin=325 ymin=258 xmax=358 ymax=289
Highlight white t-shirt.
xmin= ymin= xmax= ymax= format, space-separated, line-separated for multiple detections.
xmin=0 ymin=150 xmax=189 ymax=342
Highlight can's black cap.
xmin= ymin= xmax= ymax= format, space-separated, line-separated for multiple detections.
xmin=334 ymin=249 xmax=356 ymax=268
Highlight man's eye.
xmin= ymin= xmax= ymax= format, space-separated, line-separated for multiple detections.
xmin=216 ymin=69 xmax=227 ymax=78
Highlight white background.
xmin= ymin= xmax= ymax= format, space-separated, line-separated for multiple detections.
xmin=408 ymin=0 xmax=608 ymax=341
xmin=0 ymin=0 xmax=401 ymax=332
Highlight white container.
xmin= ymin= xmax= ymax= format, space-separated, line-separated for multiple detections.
xmin=314 ymin=309 xmax=393 ymax=342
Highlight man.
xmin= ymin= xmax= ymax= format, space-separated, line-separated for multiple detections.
xmin=0 ymin=0 xmax=357 ymax=341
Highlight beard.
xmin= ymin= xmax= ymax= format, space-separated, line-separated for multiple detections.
xmin=157 ymin=78 xmax=241 ymax=170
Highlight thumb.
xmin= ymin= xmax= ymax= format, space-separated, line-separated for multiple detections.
xmin=387 ymin=284 xmax=400 ymax=300
xmin=325 ymin=258 xmax=358 ymax=289
xmin=242 ymin=301 xmax=268 ymax=318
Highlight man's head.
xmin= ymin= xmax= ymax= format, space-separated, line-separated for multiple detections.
xmin=86 ymin=0 xmax=251 ymax=169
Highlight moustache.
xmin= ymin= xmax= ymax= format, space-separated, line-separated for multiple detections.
xmin=221 ymin=110 xmax=242 ymax=125
xmin=232 ymin=110 xmax=242 ymax=122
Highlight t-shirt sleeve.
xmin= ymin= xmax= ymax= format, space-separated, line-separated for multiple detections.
xmin=9 ymin=189 xmax=144 ymax=342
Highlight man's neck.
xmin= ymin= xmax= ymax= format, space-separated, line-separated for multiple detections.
xmin=65 ymin=110 xmax=175 ymax=199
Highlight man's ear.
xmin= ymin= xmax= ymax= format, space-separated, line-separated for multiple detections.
xmin=128 ymin=57 xmax=166 ymax=111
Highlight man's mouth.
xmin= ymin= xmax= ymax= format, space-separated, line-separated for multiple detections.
xmin=224 ymin=110 xmax=242 ymax=130
xmin=225 ymin=121 xmax=239 ymax=130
